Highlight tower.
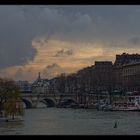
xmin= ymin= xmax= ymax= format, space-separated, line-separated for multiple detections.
xmin=38 ymin=72 xmax=41 ymax=80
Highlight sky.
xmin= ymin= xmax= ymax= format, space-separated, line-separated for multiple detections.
xmin=1 ymin=5 xmax=140 ymax=81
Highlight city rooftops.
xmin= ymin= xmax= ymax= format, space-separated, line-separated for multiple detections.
xmin=95 ymin=61 xmax=113 ymax=65
xmin=115 ymin=53 xmax=140 ymax=66
xmin=122 ymin=61 xmax=140 ymax=67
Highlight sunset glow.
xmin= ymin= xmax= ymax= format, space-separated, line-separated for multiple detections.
xmin=0 ymin=6 xmax=140 ymax=81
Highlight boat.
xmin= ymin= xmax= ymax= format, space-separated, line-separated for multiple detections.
xmin=111 ymin=95 xmax=140 ymax=111
xmin=96 ymin=94 xmax=140 ymax=111
xmin=96 ymin=98 xmax=112 ymax=111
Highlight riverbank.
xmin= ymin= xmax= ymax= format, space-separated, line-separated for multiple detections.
xmin=0 ymin=116 xmax=23 ymax=122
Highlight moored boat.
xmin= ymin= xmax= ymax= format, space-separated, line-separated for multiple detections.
xmin=97 ymin=94 xmax=140 ymax=111
xmin=111 ymin=95 xmax=140 ymax=111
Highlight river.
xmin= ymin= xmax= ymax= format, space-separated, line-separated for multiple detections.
xmin=0 ymin=107 xmax=140 ymax=135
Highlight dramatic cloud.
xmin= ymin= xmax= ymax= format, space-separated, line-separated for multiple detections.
xmin=0 ymin=6 xmax=38 ymax=68
xmin=1 ymin=5 xmax=140 ymax=80
xmin=42 ymin=63 xmax=65 ymax=79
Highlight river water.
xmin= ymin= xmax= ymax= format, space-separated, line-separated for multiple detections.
xmin=0 ymin=107 xmax=140 ymax=135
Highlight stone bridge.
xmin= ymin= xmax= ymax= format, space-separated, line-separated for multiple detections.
xmin=21 ymin=93 xmax=79 ymax=108
xmin=21 ymin=93 xmax=110 ymax=109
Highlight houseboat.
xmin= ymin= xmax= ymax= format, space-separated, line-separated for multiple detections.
xmin=111 ymin=95 xmax=140 ymax=111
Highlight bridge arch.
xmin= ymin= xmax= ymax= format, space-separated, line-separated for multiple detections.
xmin=22 ymin=98 xmax=32 ymax=109
xmin=40 ymin=98 xmax=56 ymax=107
xmin=58 ymin=98 xmax=78 ymax=107
xmin=63 ymin=99 xmax=77 ymax=104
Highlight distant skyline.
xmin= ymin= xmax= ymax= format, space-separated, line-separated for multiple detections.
xmin=1 ymin=5 xmax=140 ymax=81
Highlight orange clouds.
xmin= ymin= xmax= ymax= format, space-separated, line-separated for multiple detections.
xmin=1 ymin=38 xmax=140 ymax=81
xmin=31 ymin=39 xmax=105 ymax=72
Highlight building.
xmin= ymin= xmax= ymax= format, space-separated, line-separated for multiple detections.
xmin=114 ymin=52 xmax=140 ymax=66
xmin=77 ymin=65 xmax=96 ymax=93
xmin=32 ymin=72 xmax=50 ymax=94
xmin=114 ymin=53 xmax=140 ymax=92
xmin=16 ymin=80 xmax=32 ymax=93
xmin=30 ymin=53 xmax=140 ymax=95
xmin=122 ymin=62 xmax=140 ymax=92
xmin=94 ymin=61 xmax=114 ymax=92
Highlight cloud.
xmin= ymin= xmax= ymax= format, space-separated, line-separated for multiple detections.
xmin=54 ymin=49 xmax=74 ymax=57
xmin=0 ymin=69 xmax=10 ymax=79
xmin=2 ymin=38 xmax=140 ymax=81
xmin=0 ymin=6 xmax=38 ymax=68
xmin=66 ymin=49 xmax=73 ymax=55
xmin=128 ymin=37 xmax=140 ymax=45
xmin=14 ymin=67 xmax=36 ymax=81
xmin=1 ymin=6 xmax=140 ymax=80
xmin=42 ymin=63 xmax=65 ymax=79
